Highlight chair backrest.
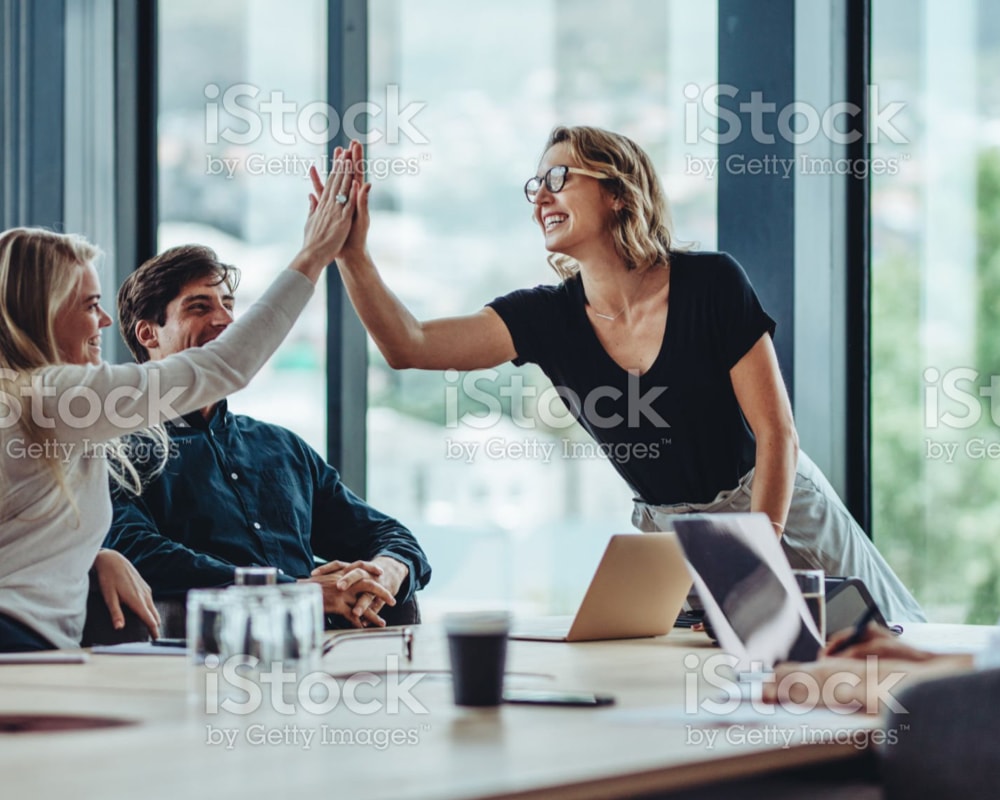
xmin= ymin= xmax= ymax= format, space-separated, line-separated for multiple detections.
xmin=880 ymin=667 xmax=1000 ymax=800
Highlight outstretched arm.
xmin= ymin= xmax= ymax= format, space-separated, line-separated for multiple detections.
xmin=313 ymin=141 xmax=517 ymax=371
xmin=32 ymin=153 xmax=361 ymax=447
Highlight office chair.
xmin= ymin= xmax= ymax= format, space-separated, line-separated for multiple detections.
xmin=880 ymin=666 xmax=1000 ymax=799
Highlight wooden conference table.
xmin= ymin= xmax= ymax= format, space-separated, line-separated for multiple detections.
xmin=0 ymin=623 xmax=990 ymax=800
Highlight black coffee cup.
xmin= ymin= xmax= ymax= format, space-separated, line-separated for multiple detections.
xmin=443 ymin=612 xmax=511 ymax=707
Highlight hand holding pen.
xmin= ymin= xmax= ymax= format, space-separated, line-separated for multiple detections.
xmin=826 ymin=608 xmax=879 ymax=656
xmin=823 ymin=610 xmax=933 ymax=662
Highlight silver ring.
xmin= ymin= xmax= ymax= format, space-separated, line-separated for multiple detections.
xmin=335 ymin=193 xmax=348 ymax=205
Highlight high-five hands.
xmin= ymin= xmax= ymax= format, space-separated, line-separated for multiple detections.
xmin=290 ymin=147 xmax=360 ymax=283
xmin=309 ymin=140 xmax=373 ymax=263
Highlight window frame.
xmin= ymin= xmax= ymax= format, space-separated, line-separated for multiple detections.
xmin=0 ymin=0 xmax=873 ymax=525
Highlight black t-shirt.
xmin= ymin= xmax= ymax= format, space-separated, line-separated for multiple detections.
xmin=487 ymin=251 xmax=776 ymax=505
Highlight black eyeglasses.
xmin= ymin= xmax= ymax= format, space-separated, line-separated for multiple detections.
xmin=524 ymin=165 xmax=610 ymax=203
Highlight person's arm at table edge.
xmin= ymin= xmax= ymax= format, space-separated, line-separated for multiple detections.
xmin=308 ymin=457 xmax=430 ymax=604
xmin=730 ymin=334 xmax=799 ymax=535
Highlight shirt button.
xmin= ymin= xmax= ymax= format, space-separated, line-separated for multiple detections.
xmin=230 ymin=472 xmax=238 ymax=480
xmin=253 ymin=522 xmax=261 ymax=530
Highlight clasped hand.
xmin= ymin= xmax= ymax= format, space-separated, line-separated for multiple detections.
xmin=303 ymin=558 xmax=398 ymax=629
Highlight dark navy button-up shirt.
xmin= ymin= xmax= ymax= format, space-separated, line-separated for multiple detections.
xmin=105 ymin=401 xmax=430 ymax=603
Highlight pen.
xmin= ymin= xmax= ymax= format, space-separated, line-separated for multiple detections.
xmin=152 ymin=638 xmax=187 ymax=648
xmin=827 ymin=607 xmax=878 ymax=655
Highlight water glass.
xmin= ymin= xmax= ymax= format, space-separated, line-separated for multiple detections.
xmin=792 ymin=569 xmax=826 ymax=641
xmin=186 ymin=588 xmax=232 ymax=664
xmin=186 ymin=584 xmax=323 ymax=669
xmin=234 ymin=566 xmax=279 ymax=586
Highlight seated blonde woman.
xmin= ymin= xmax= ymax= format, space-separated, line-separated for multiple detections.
xmin=0 ymin=157 xmax=358 ymax=651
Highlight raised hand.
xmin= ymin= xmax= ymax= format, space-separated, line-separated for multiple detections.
xmin=310 ymin=141 xmax=371 ymax=264
xmin=340 ymin=140 xmax=372 ymax=260
xmin=291 ymin=149 xmax=359 ymax=283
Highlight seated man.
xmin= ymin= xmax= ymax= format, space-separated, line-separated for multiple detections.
xmin=105 ymin=245 xmax=430 ymax=629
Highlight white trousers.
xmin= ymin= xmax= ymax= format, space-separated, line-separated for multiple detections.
xmin=631 ymin=450 xmax=927 ymax=623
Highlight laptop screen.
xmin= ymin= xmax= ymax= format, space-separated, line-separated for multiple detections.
xmin=672 ymin=513 xmax=822 ymax=671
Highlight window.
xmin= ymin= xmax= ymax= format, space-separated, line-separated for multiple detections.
xmin=871 ymin=0 xmax=1000 ymax=622
xmin=365 ymin=0 xmax=718 ymax=617
xmin=157 ymin=0 xmax=328 ymax=452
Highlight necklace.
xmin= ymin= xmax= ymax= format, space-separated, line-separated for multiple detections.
xmin=589 ymin=268 xmax=652 ymax=322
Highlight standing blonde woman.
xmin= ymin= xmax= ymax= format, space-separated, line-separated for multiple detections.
xmin=0 ymin=157 xmax=359 ymax=651
xmin=326 ymin=129 xmax=925 ymax=623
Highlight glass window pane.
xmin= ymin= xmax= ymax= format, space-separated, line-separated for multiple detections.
xmin=158 ymin=0 xmax=328 ymax=452
xmin=872 ymin=0 xmax=1000 ymax=623
xmin=366 ymin=0 xmax=718 ymax=618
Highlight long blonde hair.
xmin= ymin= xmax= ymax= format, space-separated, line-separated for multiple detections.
xmin=541 ymin=126 xmax=675 ymax=281
xmin=0 ymin=227 xmax=164 ymax=510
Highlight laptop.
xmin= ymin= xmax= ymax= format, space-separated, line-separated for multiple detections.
xmin=509 ymin=533 xmax=692 ymax=642
xmin=671 ymin=513 xmax=823 ymax=671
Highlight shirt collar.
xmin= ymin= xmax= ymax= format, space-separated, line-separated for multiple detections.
xmin=171 ymin=398 xmax=231 ymax=431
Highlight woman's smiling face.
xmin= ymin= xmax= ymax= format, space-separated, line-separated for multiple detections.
xmin=53 ymin=263 xmax=112 ymax=365
xmin=531 ymin=142 xmax=617 ymax=257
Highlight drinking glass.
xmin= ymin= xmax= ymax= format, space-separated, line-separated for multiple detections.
xmin=234 ymin=566 xmax=279 ymax=586
xmin=792 ymin=569 xmax=826 ymax=641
